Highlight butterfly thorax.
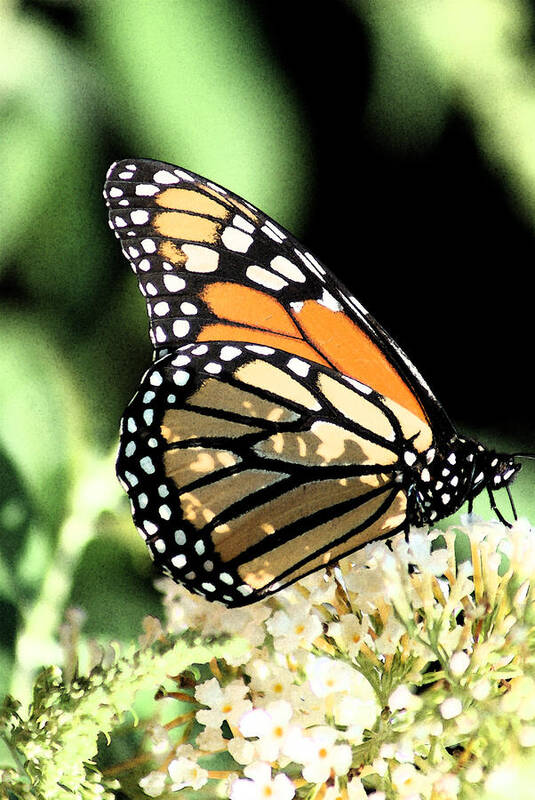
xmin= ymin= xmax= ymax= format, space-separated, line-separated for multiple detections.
xmin=404 ymin=437 xmax=520 ymax=526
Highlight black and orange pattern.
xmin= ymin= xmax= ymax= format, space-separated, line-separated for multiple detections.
xmin=105 ymin=159 xmax=520 ymax=606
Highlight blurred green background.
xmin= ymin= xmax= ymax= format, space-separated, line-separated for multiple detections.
xmin=1 ymin=0 xmax=535 ymax=705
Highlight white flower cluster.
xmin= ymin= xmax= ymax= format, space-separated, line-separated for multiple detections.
xmin=138 ymin=518 xmax=535 ymax=800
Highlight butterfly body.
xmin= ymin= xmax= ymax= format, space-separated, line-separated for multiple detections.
xmin=105 ymin=159 xmax=520 ymax=606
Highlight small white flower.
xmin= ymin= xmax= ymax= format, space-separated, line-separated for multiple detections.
xmin=284 ymin=726 xmax=352 ymax=784
xmin=168 ymin=755 xmax=208 ymax=791
xmin=139 ymin=770 xmax=167 ymax=797
xmin=432 ymin=772 xmax=460 ymax=799
xmin=230 ymin=762 xmax=295 ymax=800
xmin=266 ymin=602 xmax=323 ymax=653
xmin=145 ymin=724 xmax=171 ymax=756
xmin=246 ymin=658 xmax=295 ymax=702
xmin=449 ymin=650 xmax=470 ymax=676
xmin=195 ymin=726 xmax=227 ymax=753
xmin=440 ymin=697 xmax=463 ymax=719
xmin=471 ymin=677 xmax=491 ymax=700
xmin=373 ymin=614 xmax=406 ymax=655
xmin=333 ymin=693 xmax=380 ymax=735
xmin=239 ymin=700 xmax=295 ymax=762
xmin=307 ymin=656 xmax=356 ymax=698
xmin=391 ymin=762 xmax=426 ymax=797
xmin=347 ymin=776 xmax=376 ymax=799
xmin=228 ymin=735 xmax=256 ymax=765
xmin=388 ymin=685 xmax=421 ymax=712
xmin=395 ymin=527 xmax=450 ymax=576
xmin=327 ymin=612 xmax=370 ymax=657
xmin=195 ymin=677 xmax=252 ymax=729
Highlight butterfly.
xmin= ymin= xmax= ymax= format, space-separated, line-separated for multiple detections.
xmin=104 ymin=158 xmax=521 ymax=607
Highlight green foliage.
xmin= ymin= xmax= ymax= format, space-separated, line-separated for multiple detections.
xmin=2 ymin=1 xmax=535 ymax=796
xmin=0 ymin=628 xmax=246 ymax=800
xmin=0 ymin=0 xmax=310 ymax=705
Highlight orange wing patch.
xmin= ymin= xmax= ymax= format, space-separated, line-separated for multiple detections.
xmin=196 ymin=280 xmax=425 ymax=421
xmin=197 ymin=325 xmax=329 ymax=366
xmin=155 ymin=187 xmax=230 ymax=218
xmin=201 ymin=283 xmax=301 ymax=337
xmin=291 ymin=300 xmax=426 ymax=422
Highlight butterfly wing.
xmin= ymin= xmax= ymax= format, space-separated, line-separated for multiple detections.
xmin=104 ymin=159 xmax=455 ymax=440
xmin=105 ymin=158 xmax=450 ymax=604
xmin=116 ymin=341 xmax=432 ymax=605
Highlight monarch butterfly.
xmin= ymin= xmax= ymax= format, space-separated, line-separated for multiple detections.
xmin=104 ymin=158 xmax=521 ymax=607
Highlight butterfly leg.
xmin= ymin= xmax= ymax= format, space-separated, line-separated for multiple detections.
xmin=486 ymin=488 xmax=512 ymax=528
xmin=506 ymin=484 xmax=518 ymax=522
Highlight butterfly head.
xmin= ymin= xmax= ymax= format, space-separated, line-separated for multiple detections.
xmin=407 ymin=438 xmax=521 ymax=527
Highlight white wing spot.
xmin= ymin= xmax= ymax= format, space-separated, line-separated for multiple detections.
xmin=222 ymin=226 xmax=253 ymax=253
xmin=318 ymin=290 xmax=342 ymax=311
xmin=153 ymin=301 xmax=170 ymax=316
xmin=245 ymin=345 xmax=275 ymax=355
xmin=270 ymin=255 xmax=305 ymax=283
xmin=246 ymin=265 xmax=288 ymax=291
xmin=343 ymin=375 xmax=372 ymax=394
xmin=287 ymin=357 xmax=310 ymax=377
xmin=172 ymin=354 xmax=191 ymax=366
xmin=124 ymin=470 xmax=138 ymax=487
xmin=262 ymin=223 xmax=284 ymax=243
xmin=163 ymin=274 xmax=186 ymax=292
xmin=173 ymin=369 xmax=190 ymax=386
xmin=141 ymin=239 xmax=157 ymax=253
xmin=205 ymin=362 xmax=222 ymax=374
xmin=233 ymin=215 xmax=255 ymax=234
xmin=136 ymin=184 xmax=159 ymax=196
xmin=140 ymin=456 xmax=155 ymax=474
xmin=220 ymin=345 xmax=242 ymax=360
xmin=294 ymin=249 xmax=326 ymax=281
xmin=174 ymin=169 xmax=194 ymax=182
xmin=131 ymin=209 xmax=149 ymax=225
xmin=182 ymin=243 xmax=219 ymax=273
xmin=263 ymin=219 xmax=286 ymax=240
xmin=153 ymin=169 xmax=180 ymax=184
xmin=172 ymin=319 xmax=190 ymax=337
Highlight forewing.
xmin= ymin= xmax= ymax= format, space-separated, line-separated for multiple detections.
xmin=104 ymin=159 xmax=453 ymax=432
